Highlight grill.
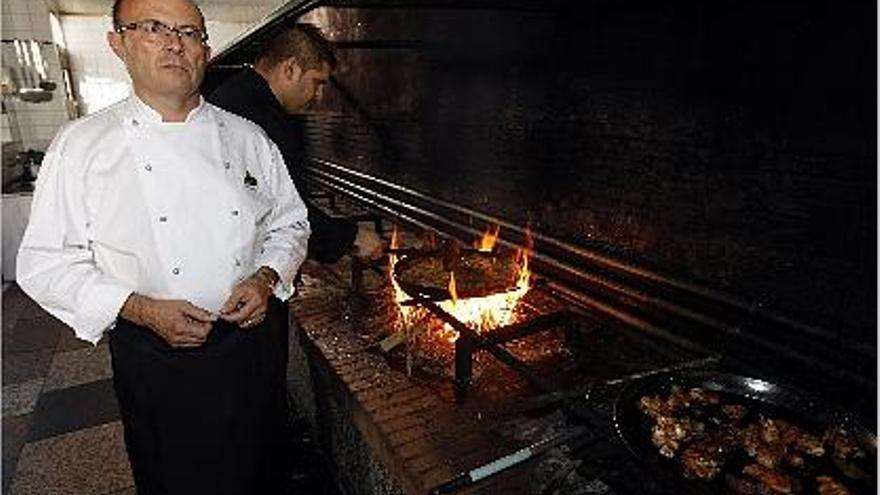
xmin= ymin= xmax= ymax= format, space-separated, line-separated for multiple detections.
xmin=205 ymin=1 xmax=875 ymax=493
xmin=287 ymin=175 xmax=875 ymax=495
xmin=308 ymin=158 xmax=874 ymax=418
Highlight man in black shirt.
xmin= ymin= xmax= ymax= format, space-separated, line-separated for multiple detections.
xmin=209 ymin=23 xmax=376 ymax=263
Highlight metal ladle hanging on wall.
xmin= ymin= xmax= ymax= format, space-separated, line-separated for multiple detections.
xmin=5 ymin=39 xmax=56 ymax=103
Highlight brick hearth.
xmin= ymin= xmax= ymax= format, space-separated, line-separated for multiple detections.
xmin=286 ymin=257 xmax=540 ymax=495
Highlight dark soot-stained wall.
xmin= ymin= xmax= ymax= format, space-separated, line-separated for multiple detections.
xmin=300 ymin=1 xmax=875 ymax=342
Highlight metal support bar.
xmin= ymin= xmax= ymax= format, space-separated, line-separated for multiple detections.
xmin=483 ymin=310 xmax=574 ymax=347
xmin=454 ymin=333 xmax=474 ymax=393
xmin=413 ymin=294 xmax=603 ymax=426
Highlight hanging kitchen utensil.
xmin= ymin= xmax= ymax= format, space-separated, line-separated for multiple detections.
xmin=5 ymin=40 xmax=54 ymax=103
xmin=30 ymin=40 xmax=57 ymax=91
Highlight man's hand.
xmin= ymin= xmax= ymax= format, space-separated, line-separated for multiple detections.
xmin=219 ymin=266 xmax=277 ymax=329
xmin=120 ymin=294 xmax=216 ymax=348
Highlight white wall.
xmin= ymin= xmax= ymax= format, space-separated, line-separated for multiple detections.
xmin=2 ymin=0 xmax=71 ymax=152
xmin=59 ymin=15 xmax=266 ymax=116
xmin=1 ymin=0 xmax=52 ymax=40
xmin=59 ymin=15 xmax=130 ymax=115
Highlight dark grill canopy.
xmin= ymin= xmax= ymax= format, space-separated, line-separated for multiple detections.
xmin=208 ymin=0 xmax=573 ymax=68
xmin=204 ymin=0 xmax=876 ymax=427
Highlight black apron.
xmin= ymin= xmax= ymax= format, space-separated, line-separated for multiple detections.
xmin=110 ymin=298 xmax=290 ymax=495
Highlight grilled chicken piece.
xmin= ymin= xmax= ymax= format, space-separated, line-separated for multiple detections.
xmin=742 ymin=463 xmax=794 ymax=494
xmin=680 ymin=428 xmax=739 ymax=480
xmin=824 ymin=427 xmax=870 ymax=480
xmin=651 ymin=416 xmax=705 ymax=458
xmin=641 ymin=386 xmax=723 ymax=420
xmin=742 ymin=423 xmax=785 ymax=469
xmin=759 ymin=416 xmax=781 ymax=444
xmin=784 ymin=451 xmax=805 ymax=469
xmin=816 ymin=475 xmax=850 ymax=495
xmin=722 ymin=403 xmax=749 ymax=423
xmin=743 ymin=417 xmax=824 ymax=470
xmin=666 ymin=386 xmax=721 ymax=410
xmin=726 ymin=471 xmax=762 ymax=494
xmin=685 ymin=387 xmax=721 ymax=406
xmin=776 ymin=419 xmax=824 ymax=456
xmin=824 ymin=427 xmax=863 ymax=460
xmin=640 ymin=395 xmax=675 ymax=419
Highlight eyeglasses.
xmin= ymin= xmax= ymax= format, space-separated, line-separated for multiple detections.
xmin=115 ymin=19 xmax=208 ymax=46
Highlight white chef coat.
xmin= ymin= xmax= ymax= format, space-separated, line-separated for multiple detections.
xmin=16 ymin=95 xmax=310 ymax=345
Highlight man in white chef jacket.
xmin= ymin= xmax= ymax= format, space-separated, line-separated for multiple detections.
xmin=16 ymin=0 xmax=309 ymax=492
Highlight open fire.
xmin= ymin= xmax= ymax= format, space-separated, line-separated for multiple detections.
xmin=388 ymin=225 xmax=534 ymax=344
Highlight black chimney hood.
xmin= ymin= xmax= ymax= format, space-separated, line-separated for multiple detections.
xmin=205 ymin=0 xmax=877 ymax=425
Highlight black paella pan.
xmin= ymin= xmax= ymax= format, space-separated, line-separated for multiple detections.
xmin=612 ymin=370 xmax=877 ymax=494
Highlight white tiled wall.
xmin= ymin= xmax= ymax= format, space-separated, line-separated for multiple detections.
xmin=1 ymin=46 xmax=71 ymax=151
xmin=1 ymin=0 xmax=52 ymax=40
xmin=1 ymin=0 xmax=71 ymax=152
xmin=59 ymin=15 xmax=268 ymax=116
xmin=59 ymin=16 xmax=131 ymax=115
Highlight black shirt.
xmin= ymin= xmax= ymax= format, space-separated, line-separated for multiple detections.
xmin=208 ymin=68 xmax=356 ymax=263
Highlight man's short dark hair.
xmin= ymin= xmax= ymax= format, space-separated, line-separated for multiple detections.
xmin=256 ymin=23 xmax=337 ymax=72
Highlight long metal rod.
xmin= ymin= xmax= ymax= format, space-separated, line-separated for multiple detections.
xmin=304 ymin=174 xmax=765 ymax=365
xmin=307 ymin=169 xmax=874 ymax=393
xmin=307 ymin=163 xmax=873 ymax=361
xmin=311 ymin=170 xmax=699 ymax=314
xmin=483 ymin=310 xmax=573 ymax=346
xmin=308 ymin=159 xmax=872 ymax=356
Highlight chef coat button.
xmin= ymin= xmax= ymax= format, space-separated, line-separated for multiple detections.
xmin=224 ymin=162 xmax=231 ymax=170
xmin=171 ymin=267 xmax=180 ymax=275
xmin=232 ymin=209 xmax=239 ymax=216
xmin=144 ymin=164 xmax=152 ymax=171
xmin=218 ymin=120 xmax=225 ymax=128
xmin=234 ymin=259 xmax=241 ymax=267
xmin=159 ymin=216 xmax=167 ymax=223
xmin=132 ymin=119 xmax=139 ymax=126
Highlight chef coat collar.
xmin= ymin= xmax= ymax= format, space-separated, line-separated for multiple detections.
xmin=130 ymin=93 xmax=209 ymax=125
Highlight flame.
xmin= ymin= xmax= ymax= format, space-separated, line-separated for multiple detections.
xmin=473 ymin=224 xmax=500 ymax=252
xmin=388 ymin=225 xmax=534 ymax=345
xmin=448 ymin=272 xmax=458 ymax=306
xmin=515 ymin=226 xmax=533 ymax=288
xmin=437 ymin=231 xmax=532 ymax=340
xmin=389 ymin=226 xmax=418 ymax=326
xmin=388 ymin=226 xmax=534 ymax=343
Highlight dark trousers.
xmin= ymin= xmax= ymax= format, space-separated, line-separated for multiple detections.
xmin=110 ymin=299 xmax=290 ymax=495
